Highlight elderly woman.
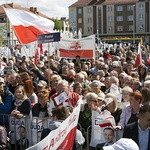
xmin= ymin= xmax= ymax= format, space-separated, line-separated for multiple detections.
xmin=118 ymin=86 xmax=133 ymax=109
xmin=90 ymin=80 xmax=105 ymax=98
xmin=115 ymin=91 xmax=142 ymax=130
xmin=32 ymin=89 xmax=50 ymax=118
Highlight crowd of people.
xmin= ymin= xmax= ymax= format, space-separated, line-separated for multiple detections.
xmin=0 ymin=43 xmax=150 ymax=150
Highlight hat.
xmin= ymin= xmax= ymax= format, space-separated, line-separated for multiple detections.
xmin=37 ymin=61 xmax=44 ymax=68
xmin=104 ymin=97 xmax=113 ymax=105
xmin=103 ymin=138 xmax=139 ymax=150
xmin=38 ymin=80 xmax=47 ymax=87
xmin=0 ymin=77 xmax=4 ymax=83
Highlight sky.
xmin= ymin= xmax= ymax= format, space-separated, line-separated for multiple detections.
xmin=0 ymin=0 xmax=77 ymax=19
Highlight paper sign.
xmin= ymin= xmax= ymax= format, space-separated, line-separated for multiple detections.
xmin=54 ymin=92 xmax=69 ymax=105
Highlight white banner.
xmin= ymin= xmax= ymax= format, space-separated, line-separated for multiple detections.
xmin=27 ymin=103 xmax=81 ymax=150
xmin=59 ymin=35 xmax=95 ymax=59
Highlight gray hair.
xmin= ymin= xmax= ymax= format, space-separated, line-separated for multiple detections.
xmin=86 ymin=92 xmax=98 ymax=101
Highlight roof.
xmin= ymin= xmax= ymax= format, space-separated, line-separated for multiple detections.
xmin=102 ymin=0 xmax=139 ymax=5
xmin=0 ymin=3 xmax=51 ymax=19
xmin=69 ymin=0 xmax=92 ymax=7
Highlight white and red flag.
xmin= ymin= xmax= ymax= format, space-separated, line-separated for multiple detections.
xmin=59 ymin=35 xmax=95 ymax=59
xmin=3 ymin=8 xmax=54 ymax=44
xmin=134 ymin=43 xmax=142 ymax=68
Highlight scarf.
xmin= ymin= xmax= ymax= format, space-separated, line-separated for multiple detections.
xmin=14 ymin=99 xmax=24 ymax=108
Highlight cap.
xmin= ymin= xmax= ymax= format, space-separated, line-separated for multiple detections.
xmin=37 ymin=61 xmax=44 ymax=68
xmin=38 ymin=80 xmax=47 ymax=87
xmin=104 ymin=97 xmax=113 ymax=105
xmin=103 ymin=138 xmax=139 ymax=150
xmin=0 ymin=77 xmax=4 ymax=83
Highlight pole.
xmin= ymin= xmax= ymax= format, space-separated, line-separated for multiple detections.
xmin=96 ymin=6 xmax=99 ymax=51
xmin=133 ymin=5 xmax=135 ymax=45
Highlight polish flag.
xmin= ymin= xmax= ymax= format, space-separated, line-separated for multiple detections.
xmin=34 ymin=49 xmax=39 ymax=64
xmin=4 ymin=8 xmax=54 ymax=44
xmin=38 ymin=44 xmax=44 ymax=55
xmin=98 ymin=120 xmax=112 ymax=128
xmin=134 ymin=43 xmax=142 ymax=68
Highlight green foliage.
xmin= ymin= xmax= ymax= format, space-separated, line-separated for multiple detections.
xmin=52 ymin=19 xmax=62 ymax=31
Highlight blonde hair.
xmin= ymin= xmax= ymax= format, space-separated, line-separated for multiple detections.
xmin=14 ymin=85 xmax=27 ymax=100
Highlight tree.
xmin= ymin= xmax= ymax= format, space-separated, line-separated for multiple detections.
xmin=52 ymin=19 xmax=62 ymax=31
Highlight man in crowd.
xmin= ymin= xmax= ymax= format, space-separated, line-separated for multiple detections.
xmin=123 ymin=103 xmax=150 ymax=150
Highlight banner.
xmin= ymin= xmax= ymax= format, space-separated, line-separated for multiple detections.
xmin=90 ymin=110 xmax=116 ymax=147
xmin=27 ymin=103 xmax=81 ymax=150
xmin=9 ymin=116 xmax=50 ymax=147
xmin=59 ymin=35 xmax=95 ymax=59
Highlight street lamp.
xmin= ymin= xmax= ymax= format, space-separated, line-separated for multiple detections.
xmin=133 ymin=5 xmax=135 ymax=45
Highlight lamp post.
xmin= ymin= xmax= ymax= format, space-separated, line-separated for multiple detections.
xmin=133 ymin=5 xmax=135 ymax=45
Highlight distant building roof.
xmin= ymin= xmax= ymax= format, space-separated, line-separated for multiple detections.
xmin=70 ymin=0 xmax=139 ymax=7
xmin=69 ymin=0 xmax=92 ymax=7
xmin=102 ymin=0 xmax=138 ymax=5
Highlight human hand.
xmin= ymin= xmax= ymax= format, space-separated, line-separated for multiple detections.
xmin=113 ymin=126 xmax=122 ymax=131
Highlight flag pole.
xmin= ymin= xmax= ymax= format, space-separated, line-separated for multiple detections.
xmin=48 ymin=42 xmax=51 ymax=89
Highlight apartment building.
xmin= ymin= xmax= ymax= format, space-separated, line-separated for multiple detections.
xmin=69 ymin=0 xmax=150 ymax=43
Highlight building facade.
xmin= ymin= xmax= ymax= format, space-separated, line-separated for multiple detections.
xmin=69 ymin=0 xmax=150 ymax=43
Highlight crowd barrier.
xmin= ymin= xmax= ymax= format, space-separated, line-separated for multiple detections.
xmin=0 ymin=113 xmax=123 ymax=150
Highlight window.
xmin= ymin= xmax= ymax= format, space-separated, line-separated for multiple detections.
xmin=127 ymin=5 xmax=133 ymax=11
xmin=78 ymin=18 xmax=82 ymax=23
xmin=108 ymin=6 xmax=112 ymax=12
xmin=139 ymin=25 xmax=144 ymax=30
xmin=87 ymin=8 xmax=92 ymax=13
xmin=116 ymin=16 xmax=123 ymax=21
xmin=87 ymin=17 xmax=92 ymax=23
xmin=117 ymin=26 xmax=123 ymax=31
xmin=139 ymin=4 xmax=144 ymax=10
xmin=108 ymin=26 xmax=113 ymax=31
xmin=139 ymin=14 xmax=144 ymax=20
xmin=127 ymin=15 xmax=133 ymax=21
xmin=88 ymin=27 xmax=92 ymax=32
xmin=127 ymin=25 xmax=133 ymax=31
xmin=78 ymin=8 xmax=82 ymax=14
xmin=116 ymin=6 xmax=123 ymax=11
xmin=108 ymin=16 xmax=112 ymax=22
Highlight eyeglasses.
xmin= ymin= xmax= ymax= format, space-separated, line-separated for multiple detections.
xmin=113 ymin=66 xmax=119 ymax=69
xmin=39 ymin=91 xmax=47 ymax=94
xmin=91 ymin=99 xmax=103 ymax=103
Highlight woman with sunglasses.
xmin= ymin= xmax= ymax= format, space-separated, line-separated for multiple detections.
xmin=32 ymin=89 xmax=50 ymax=118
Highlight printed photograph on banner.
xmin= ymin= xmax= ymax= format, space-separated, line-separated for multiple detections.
xmin=9 ymin=116 xmax=31 ymax=149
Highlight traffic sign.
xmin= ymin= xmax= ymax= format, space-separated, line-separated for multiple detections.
xmin=38 ymin=32 xmax=60 ymax=44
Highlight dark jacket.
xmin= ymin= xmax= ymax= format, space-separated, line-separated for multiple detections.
xmin=16 ymin=138 xmax=29 ymax=150
xmin=32 ymin=103 xmax=49 ymax=117
xmin=123 ymin=121 xmax=150 ymax=150
xmin=0 ymin=87 xmax=14 ymax=123
xmin=0 ymin=126 xmax=8 ymax=150
xmin=12 ymin=99 xmax=31 ymax=116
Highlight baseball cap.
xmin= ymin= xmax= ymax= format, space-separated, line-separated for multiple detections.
xmin=103 ymin=138 xmax=139 ymax=150
xmin=0 ymin=77 xmax=4 ymax=83
xmin=37 ymin=80 xmax=47 ymax=87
